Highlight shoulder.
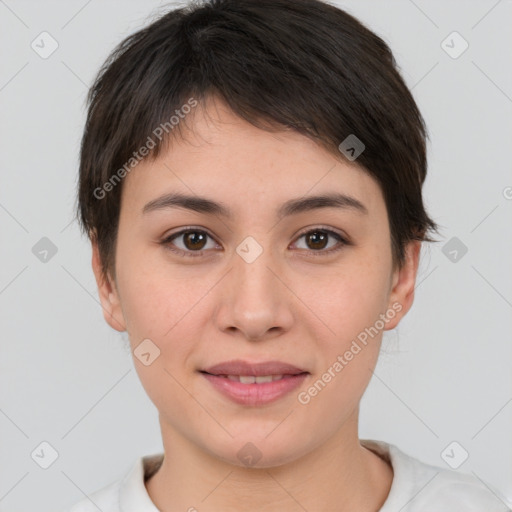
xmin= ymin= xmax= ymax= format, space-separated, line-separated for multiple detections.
xmin=63 ymin=478 xmax=121 ymax=512
xmin=361 ymin=439 xmax=511 ymax=512
xmin=416 ymin=466 xmax=511 ymax=510
xmin=61 ymin=454 xmax=163 ymax=512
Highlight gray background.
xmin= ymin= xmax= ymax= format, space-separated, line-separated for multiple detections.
xmin=0 ymin=0 xmax=511 ymax=510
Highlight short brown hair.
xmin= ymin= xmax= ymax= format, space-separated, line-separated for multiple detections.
xmin=76 ymin=0 xmax=439 ymax=284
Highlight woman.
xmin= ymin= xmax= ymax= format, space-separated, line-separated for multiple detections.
xmin=68 ymin=0 xmax=510 ymax=510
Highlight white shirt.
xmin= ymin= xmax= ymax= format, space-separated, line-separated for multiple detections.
xmin=64 ymin=439 xmax=511 ymax=511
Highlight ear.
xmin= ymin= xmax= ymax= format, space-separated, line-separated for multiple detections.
xmin=91 ymin=238 xmax=127 ymax=332
xmin=384 ymin=240 xmax=422 ymax=331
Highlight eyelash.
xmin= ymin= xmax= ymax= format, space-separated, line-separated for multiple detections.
xmin=160 ymin=226 xmax=350 ymax=258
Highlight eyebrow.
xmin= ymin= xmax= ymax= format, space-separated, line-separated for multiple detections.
xmin=142 ymin=191 xmax=368 ymax=219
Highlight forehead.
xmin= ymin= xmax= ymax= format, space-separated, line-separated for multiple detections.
xmin=120 ymin=97 xmax=385 ymax=221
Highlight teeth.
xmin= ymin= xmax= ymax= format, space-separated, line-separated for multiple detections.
xmin=225 ymin=374 xmax=284 ymax=383
xmin=255 ymin=375 xmax=274 ymax=384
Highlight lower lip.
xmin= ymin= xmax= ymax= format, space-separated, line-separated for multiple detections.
xmin=200 ymin=372 xmax=309 ymax=406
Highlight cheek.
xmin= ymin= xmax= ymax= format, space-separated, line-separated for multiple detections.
xmin=115 ymin=240 xmax=193 ymax=337
xmin=117 ymin=267 xmax=200 ymax=405
xmin=297 ymin=257 xmax=391 ymax=389
xmin=120 ymin=273 xmax=196 ymax=343
xmin=293 ymin=273 xmax=388 ymax=426
xmin=303 ymin=260 xmax=390 ymax=340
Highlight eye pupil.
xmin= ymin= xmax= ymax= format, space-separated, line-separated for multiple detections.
xmin=307 ymin=231 xmax=328 ymax=250
xmin=185 ymin=231 xmax=207 ymax=250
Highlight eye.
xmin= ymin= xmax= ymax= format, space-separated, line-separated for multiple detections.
xmin=291 ymin=227 xmax=349 ymax=256
xmin=160 ymin=228 xmax=219 ymax=258
xmin=160 ymin=226 xmax=349 ymax=258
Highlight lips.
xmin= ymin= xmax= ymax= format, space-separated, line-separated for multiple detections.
xmin=199 ymin=359 xmax=310 ymax=405
xmin=201 ymin=359 xmax=309 ymax=378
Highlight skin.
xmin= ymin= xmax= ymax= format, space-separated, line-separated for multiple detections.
xmin=91 ymin=95 xmax=421 ymax=511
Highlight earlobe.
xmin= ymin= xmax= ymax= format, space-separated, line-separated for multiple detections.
xmin=384 ymin=241 xmax=422 ymax=331
xmin=91 ymin=239 xmax=127 ymax=332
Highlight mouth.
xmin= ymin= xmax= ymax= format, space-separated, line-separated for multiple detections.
xmin=198 ymin=360 xmax=310 ymax=406
xmin=199 ymin=373 xmax=305 ymax=383
xmin=201 ymin=359 xmax=309 ymax=377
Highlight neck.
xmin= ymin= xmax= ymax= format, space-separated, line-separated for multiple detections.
xmin=145 ymin=411 xmax=393 ymax=512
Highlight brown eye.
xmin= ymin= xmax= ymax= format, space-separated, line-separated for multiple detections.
xmin=161 ymin=226 xmax=349 ymax=259
xmin=161 ymin=229 xmax=217 ymax=257
xmin=293 ymin=228 xmax=348 ymax=256
xmin=305 ymin=231 xmax=329 ymax=250
xmin=182 ymin=231 xmax=208 ymax=250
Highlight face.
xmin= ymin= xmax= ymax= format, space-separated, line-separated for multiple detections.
xmin=92 ymin=96 xmax=420 ymax=468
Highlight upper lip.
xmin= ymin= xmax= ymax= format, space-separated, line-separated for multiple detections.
xmin=201 ymin=359 xmax=309 ymax=376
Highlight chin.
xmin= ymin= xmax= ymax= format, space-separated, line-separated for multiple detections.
xmin=201 ymin=432 xmax=309 ymax=469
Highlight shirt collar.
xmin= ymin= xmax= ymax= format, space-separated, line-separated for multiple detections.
xmin=117 ymin=440 xmax=426 ymax=511
xmin=118 ymin=453 xmax=163 ymax=512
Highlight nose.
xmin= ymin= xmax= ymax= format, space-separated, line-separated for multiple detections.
xmin=214 ymin=241 xmax=295 ymax=342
